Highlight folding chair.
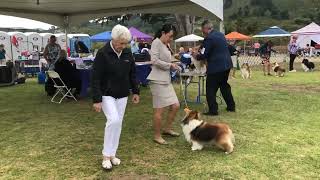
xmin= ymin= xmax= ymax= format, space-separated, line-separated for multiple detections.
xmin=46 ymin=70 xmax=77 ymax=104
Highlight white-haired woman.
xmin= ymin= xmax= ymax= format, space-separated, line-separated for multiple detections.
xmin=92 ymin=24 xmax=140 ymax=170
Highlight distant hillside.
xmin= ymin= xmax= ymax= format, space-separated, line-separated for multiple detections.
xmin=223 ymin=0 xmax=320 ymax=35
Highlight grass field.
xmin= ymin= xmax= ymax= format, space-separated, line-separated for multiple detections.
xmin=0 ymin=71 xmax=320 ymax=179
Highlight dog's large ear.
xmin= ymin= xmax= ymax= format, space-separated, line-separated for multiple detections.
xmin=197 ymin=112 xmax=201 ymax=119
xmin=184 ymin=108 xmax=192 ymax=114
xmin=189 ymin=110 xmax=199 ymax=120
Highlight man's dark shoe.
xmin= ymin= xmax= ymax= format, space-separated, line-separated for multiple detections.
xmin=203 ymin=112 xmax=219 ymax=116
xmin=226 ymin=108 xmax=235 ymax=112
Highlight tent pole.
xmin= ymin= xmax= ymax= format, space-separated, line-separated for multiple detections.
xmin=63 ymin=16 xmax=69 ymax=52
xmin=244 ymin=41 xmax=246 ymax=55
xmin=219 ymin=21 xmax=225 ymax=34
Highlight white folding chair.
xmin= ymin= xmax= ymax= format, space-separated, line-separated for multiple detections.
xmin=46 ymin=70 xmax=77 ymax=104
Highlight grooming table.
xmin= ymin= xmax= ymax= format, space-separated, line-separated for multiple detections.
xmin=179 ymin=71 xmax=223 ymax=105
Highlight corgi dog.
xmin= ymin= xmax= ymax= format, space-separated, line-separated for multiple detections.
xmin=181 ymin=109 xmax=235 ymax=154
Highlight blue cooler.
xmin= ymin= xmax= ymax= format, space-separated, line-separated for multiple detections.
xmin=38 ymin=71 xmax=46 ymax=84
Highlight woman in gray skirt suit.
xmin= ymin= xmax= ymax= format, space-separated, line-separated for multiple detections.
xmin=147 ymin=24 xmax=180 ymax=145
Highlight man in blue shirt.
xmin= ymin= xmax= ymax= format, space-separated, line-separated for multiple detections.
xmin=197 ymin=20 xmax=235 ymax=116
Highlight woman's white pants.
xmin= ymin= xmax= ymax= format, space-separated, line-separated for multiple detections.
xmin=101 ymin=96 xmax=128 ymax=157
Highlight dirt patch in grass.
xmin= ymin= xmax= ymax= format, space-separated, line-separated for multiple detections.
xmin=271 ymin=83 xmax=320 ymax=93
xmin=110 ymin=173 xmax=168 ymax=180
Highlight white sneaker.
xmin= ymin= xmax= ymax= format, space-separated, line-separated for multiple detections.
xmin=289 ymin=70 xmax=297 ymax=72
xmin=111 ymin=157 xmax=121 ymax=166
xmin=102 ymin=159 xmax=112 ymax=170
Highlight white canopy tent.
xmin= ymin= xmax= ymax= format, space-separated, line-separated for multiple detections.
xmin=175 ymin=34 xmax=204 ymax=52
xmin=0 ymin=15 xmax=53 ymax=30
xmin=0 ymin=0 xmax=224 ymax=27
xmin=292 ymin=22 xmax=320 ymax=48
xmin=175 ymin=34 xmax=204 ymax=42
xmin=0 ymin=0 xmax=224 ymax=57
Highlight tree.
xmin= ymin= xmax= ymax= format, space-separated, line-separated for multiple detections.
xmin=280 ymin=10 xmax=290 ymax=20
xmin=237 ymin=8 xmax=243 ymax=16
xmin=224 ymin=0 xmax=233 ymax=9
xmin=234 ymin=18 xmax=245 ymax=32
xmin=174 ymin=14 xmax=196 ymax=36
xmin=244 ymin=6 xmax=250 ymax=16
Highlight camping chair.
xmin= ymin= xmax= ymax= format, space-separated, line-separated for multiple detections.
xmin=46 ymin=70 xmax=77 ymax=104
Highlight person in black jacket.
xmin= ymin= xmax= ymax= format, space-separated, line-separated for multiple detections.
xmin=91 ymin=24 xmax=140 ymax=170
xmin=54 ymin=49 xmax=81 ymax=97
xmin=259 ymin=41 xmax=276 ymax=76
xmin=197 ymin=20 xmax=235 ymax=116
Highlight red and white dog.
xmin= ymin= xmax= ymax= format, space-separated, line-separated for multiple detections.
xmin=181 ymin=109 xmax=235 ymax=154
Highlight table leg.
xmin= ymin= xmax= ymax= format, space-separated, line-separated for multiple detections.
xmin=201 ymin=76 xmax=205 ymax=96
xmin=197 ymin=76 xmax=201 ymax=103
xmin=80 ymin=70 xmax=89 ymax=97
xmin=184 ymin=78 xmax=188 ymax=103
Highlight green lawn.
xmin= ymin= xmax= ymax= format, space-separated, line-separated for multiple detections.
xmin=1 ymin=71 xmax=320 ymax=179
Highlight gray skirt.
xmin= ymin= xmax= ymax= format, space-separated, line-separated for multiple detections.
xmin=149 ymin=82 xmax=179 ymax=108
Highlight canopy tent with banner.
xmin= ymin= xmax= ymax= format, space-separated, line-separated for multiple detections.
xmin=253 ymin=26 xmax=291 ymax=38
xmin=174 ymin=34 xmax=204 ymax=52
xmin=225 ymin=31 xmax=251 ymax=55
xmin=291 ymin=22 xmax=320 ymax=48
xmin=90 ymin=31 xmax=112 ymax=42
xmin=129 ymin=27 xmax=153 ymax=42
xmin=0 ymin=0 xmax=224 ymax=55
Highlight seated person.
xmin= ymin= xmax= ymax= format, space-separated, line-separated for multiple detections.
xmin=54 ymin=50 xmax=82 ymax=97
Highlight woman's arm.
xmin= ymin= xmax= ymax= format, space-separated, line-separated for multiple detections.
xmin=151 ymin=40 xmax=172 ymax=70
xmin=91 ymin=51 xmax=104 ymax=103
xmin=129 ymin=56 xmax=140 ymax=95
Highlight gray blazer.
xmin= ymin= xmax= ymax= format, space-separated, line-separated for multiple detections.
xmin=147 ymin=38 xmax=172 ymax=84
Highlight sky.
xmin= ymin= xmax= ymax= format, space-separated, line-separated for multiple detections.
xmin=0 ymin=15 xmax=54 ymax=30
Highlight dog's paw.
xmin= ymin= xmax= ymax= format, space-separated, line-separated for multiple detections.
xmin=192 ymin=147 xmax=201 ymax=151
xmin=191 ymin=145 xmax=203 ymax=151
